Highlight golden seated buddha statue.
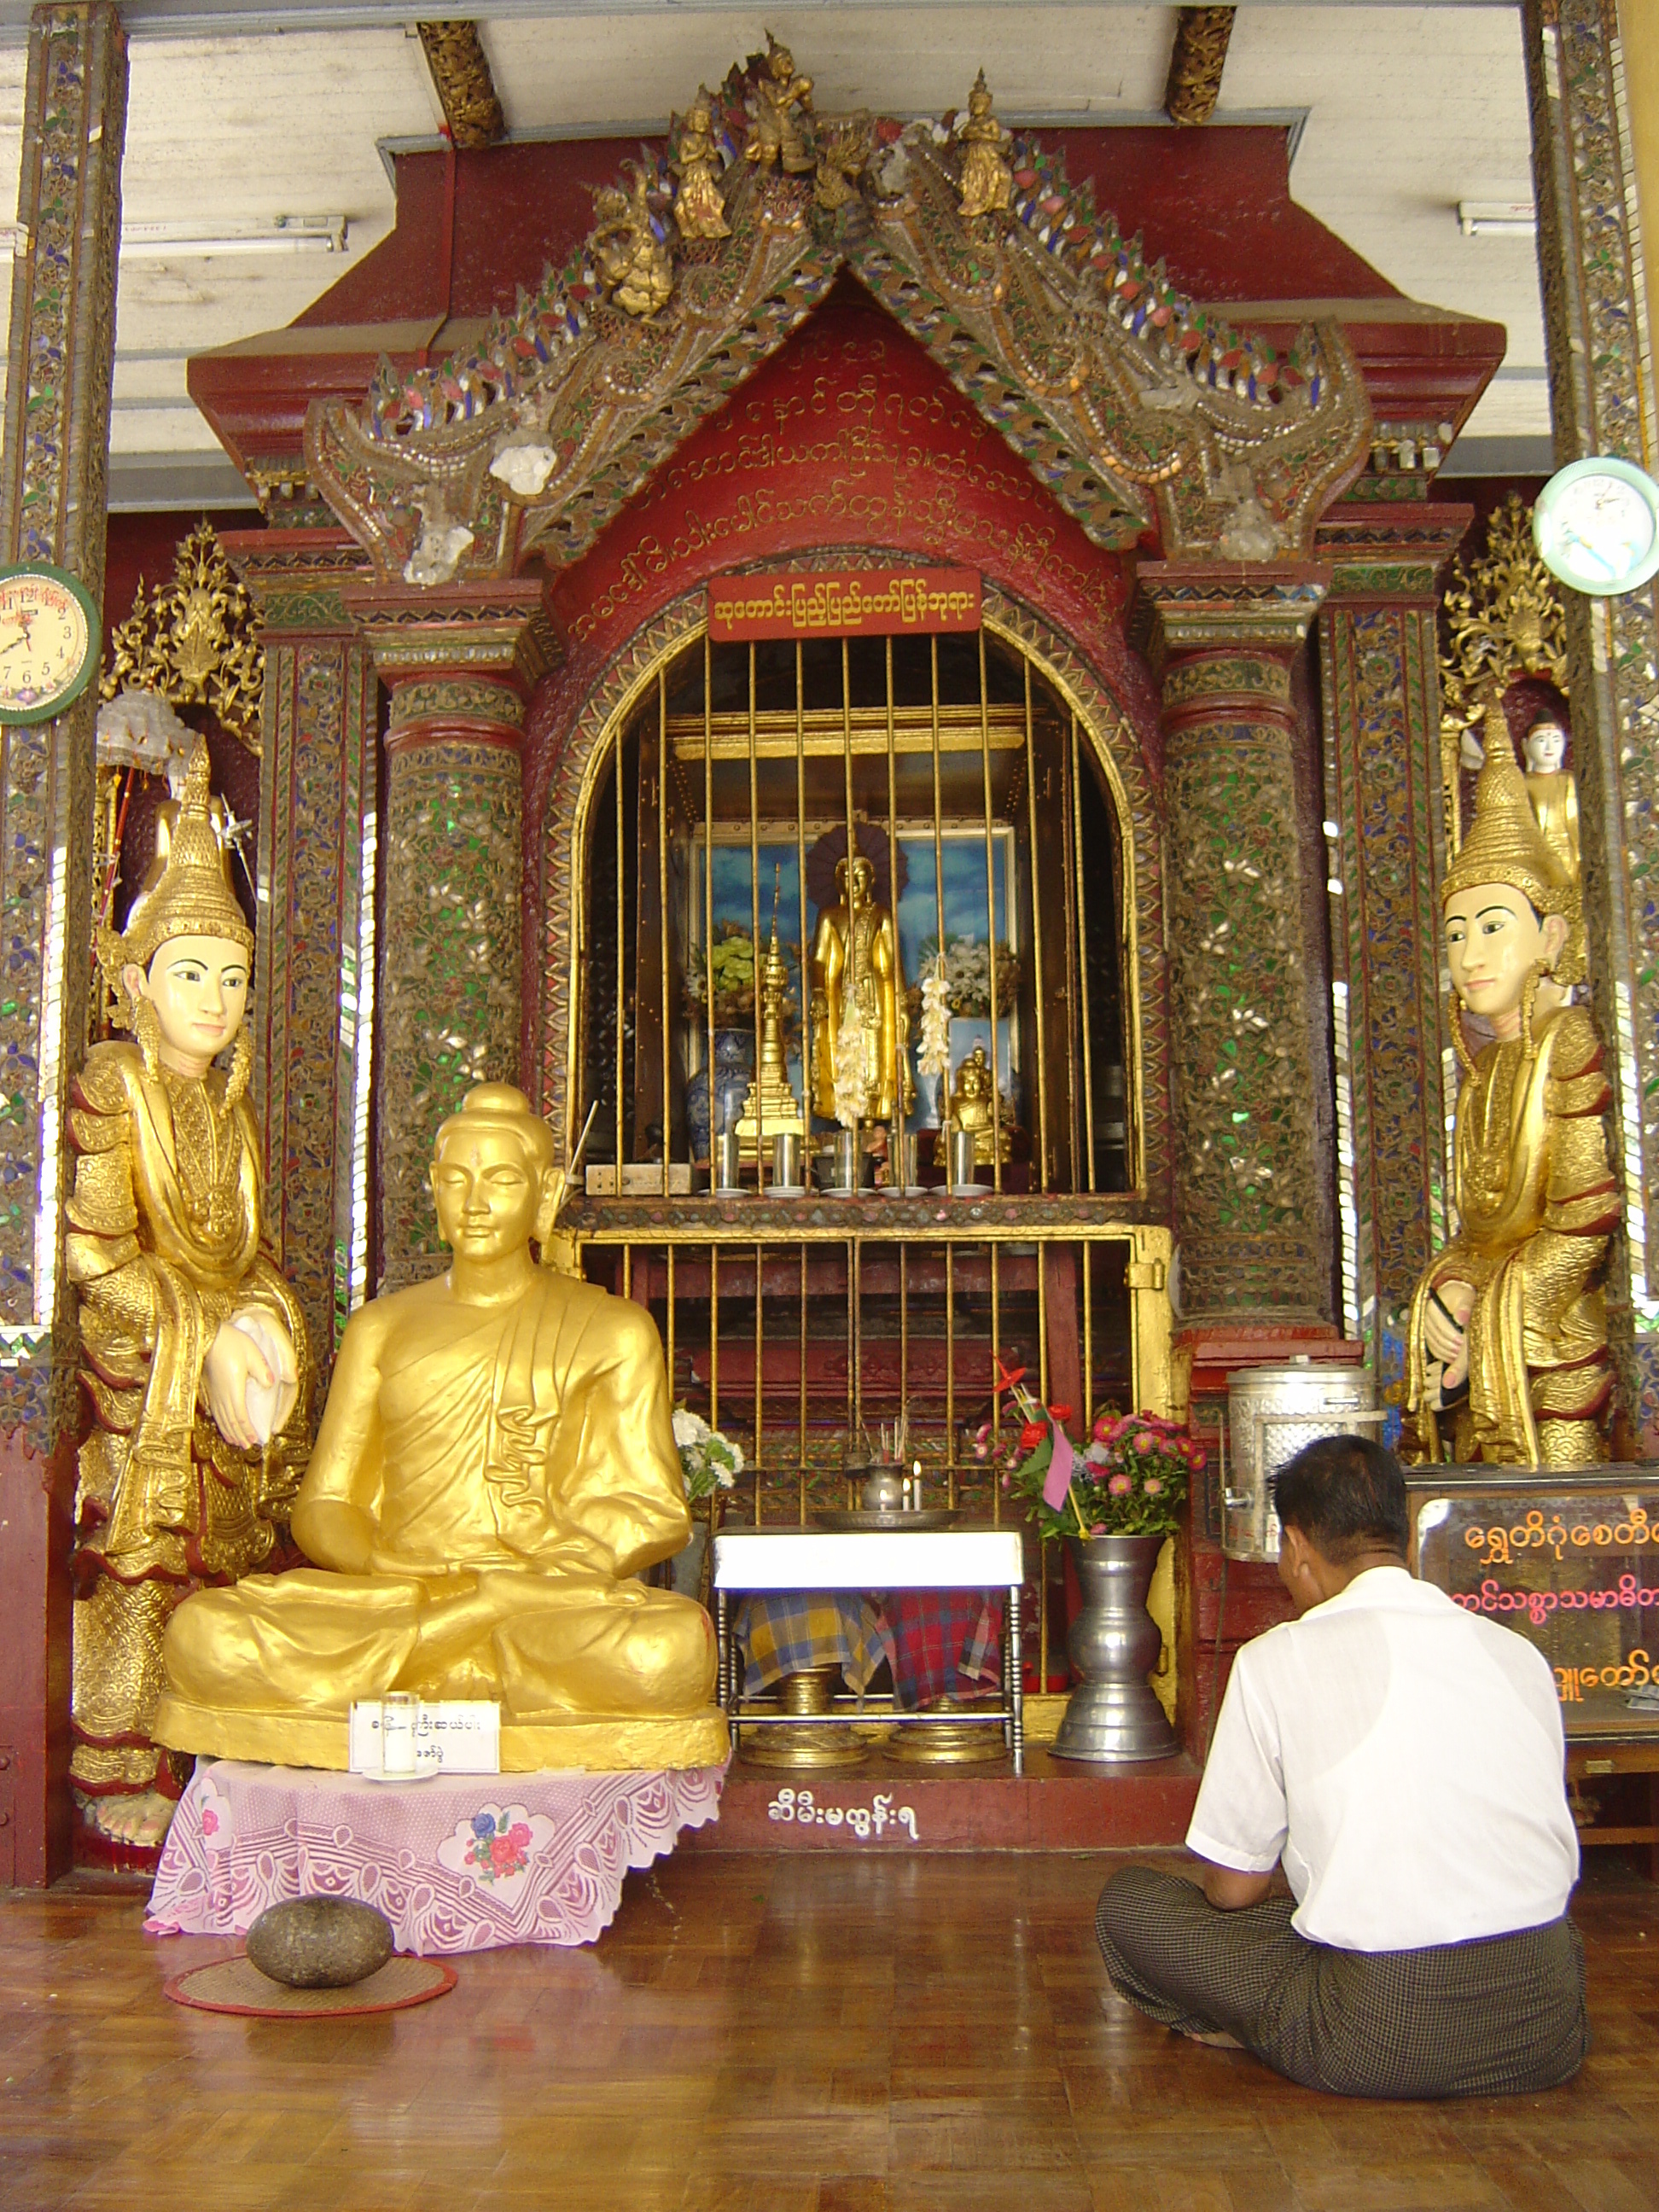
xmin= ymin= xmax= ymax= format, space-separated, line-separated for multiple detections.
xmin=154 ymin=1083 xmax=726 ymax=1771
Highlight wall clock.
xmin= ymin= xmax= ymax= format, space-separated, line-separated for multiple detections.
xmin=0 ymin=562 xmax=100 ymax=724
xmin=1533 ymin=456 xmax=1659 ymax=598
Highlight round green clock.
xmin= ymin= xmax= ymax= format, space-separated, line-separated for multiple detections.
xmin=1533 ymin=456 xmax=1659 ymax=598
xmin=0 ymin=562 xmax=100 ymax=724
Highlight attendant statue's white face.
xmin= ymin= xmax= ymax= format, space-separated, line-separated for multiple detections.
xmin=122 ymin=932 xmax=249 ymax=1079
xmin=1522 ymin=719 xmax=1568 ymax=775
xmin=1444 ymin=882 xmax=1568 ymax=1029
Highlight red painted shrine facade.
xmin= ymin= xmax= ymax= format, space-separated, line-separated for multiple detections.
xmin=9 ymin=69 xmax=1515 ymax=1876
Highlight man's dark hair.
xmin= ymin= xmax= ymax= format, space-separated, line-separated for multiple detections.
xmin=1272 ymin=1435 xmax=1408 ymax=1563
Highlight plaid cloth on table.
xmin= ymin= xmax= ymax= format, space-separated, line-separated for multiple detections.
xmin=736 ymin=1592 xmax=895 ymax=1695
xmin=883 ymin=1591 xmax=1002 ymax=1709
xmin=1096 ymin=1866 xmax=1587 ymax=2098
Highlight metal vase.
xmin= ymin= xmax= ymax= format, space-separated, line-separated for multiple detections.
xmin=1051 ymin=1534 xmax=1176 ymax=1764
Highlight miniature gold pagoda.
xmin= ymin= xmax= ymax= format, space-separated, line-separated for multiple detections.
xmin=734 ymin=890 xmax=806 ymax=1161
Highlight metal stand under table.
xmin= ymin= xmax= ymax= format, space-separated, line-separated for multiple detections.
xmin=712 ymin=1525 xmax=1028 ymax=1777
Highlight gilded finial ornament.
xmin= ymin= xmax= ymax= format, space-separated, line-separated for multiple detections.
xmin=956 ymin=70 xmax=1012 ymax=218
xmin=101 ymin=520 xmax=265 ymax=755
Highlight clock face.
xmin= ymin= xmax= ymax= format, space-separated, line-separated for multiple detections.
xmin=0 ymin=564 xmax=98 ymax=724
xmin=1534 ymin=457 xmax=1659 ymax=598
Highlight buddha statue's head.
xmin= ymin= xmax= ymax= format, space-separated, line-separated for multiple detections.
xmin=430 ymin=1084 xmax=561 ymax=1264
xmin=836 ymin=853 xmax=876 ymax=909
xmin=1522 ymin=715 xmax=1569 ymax=775
xmin=101 ymin=742 xmax=255 ymax=1085
xmin=1442 ymin=706 xmax=1575 ymax=1027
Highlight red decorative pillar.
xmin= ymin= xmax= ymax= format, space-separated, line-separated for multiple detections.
xmin=0 ymin=3 xmax=126 ymax=1883
xmin=345 ymin=582 xmax=556 ymax=1290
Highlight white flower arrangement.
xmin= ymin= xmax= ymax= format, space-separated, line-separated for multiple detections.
xmin=672 ymin=1407 xmax=743 ymax=1503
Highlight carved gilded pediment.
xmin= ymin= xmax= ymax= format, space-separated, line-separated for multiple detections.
xmin=304 ymin=51 xmax=1371 ymax=589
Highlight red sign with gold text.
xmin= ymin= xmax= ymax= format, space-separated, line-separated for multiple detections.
xmin=707 ymin=568 xmax=981 ymax=643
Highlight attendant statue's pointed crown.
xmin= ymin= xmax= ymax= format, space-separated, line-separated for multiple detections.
xmin=99 ymin=741 xmax=253 ymax=1012
xmin=1441 ymin=701 xmax=1576 ymax=923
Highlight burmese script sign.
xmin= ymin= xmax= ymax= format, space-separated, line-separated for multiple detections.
xmin=707 ymin=568 xmax=981 ymax=643
xmin=1412 ymin=1476 xmax=1659 ymax=1739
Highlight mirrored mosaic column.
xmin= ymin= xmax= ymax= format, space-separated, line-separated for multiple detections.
xmin=1315 ymin=508 xmax=1470 ymax=1406
xmin=1133 ymin=563 xmax=1332 ymax=1327
xmin=226 ymin=529 xmax=375 ymax=1382
xmin=0 ymin=2 xmax=127 ymax=1883
xmin=346 ymin=583 xmax=555 ymax=1293
xmin=1527 ymin=0 xmax=1659 ymax=1450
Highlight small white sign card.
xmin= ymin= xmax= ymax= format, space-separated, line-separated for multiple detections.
xmin=349 ymin=1699 xmax=501 ymax=1776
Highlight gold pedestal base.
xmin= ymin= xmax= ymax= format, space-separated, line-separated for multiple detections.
xmin=888 ymin=1695 xmax=1006 ymax=1766
xmin=153 ymin=1692 xmax=732 ymax=1773
xmin=739 ymin=1666 xmax=867 ymax=1769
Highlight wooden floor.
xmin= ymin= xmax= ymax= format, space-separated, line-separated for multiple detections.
xmin=3 ymin=1850 xmax=1657 ymax=2212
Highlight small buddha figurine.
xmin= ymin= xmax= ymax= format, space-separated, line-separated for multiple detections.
xmin=957 ymin=70 xmax=1013 ymax=218
xmin=744 ymin=33 xmax=816 ymax=176
xmin=672 ymin=94 xmax=731 ymax=242
xmin=71 ymin=742 xmax=311 ymax=1849
xmin=154 ymin=1082 xmax=725 ymax=1770
xmin=1522 ymin=712 xmax=1586 ymax=984
xmin=934 ymin=1042 xmax=1012 ymax=1170
xmin=1406 ymin=715 xmax=1616 ymax=1468
xmin=591 ymin=166 xmax=673 ymax=319
xmin=809 ymin=853 xmax=912 ymax=1126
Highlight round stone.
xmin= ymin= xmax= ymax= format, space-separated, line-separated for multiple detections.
xmin=245 ymin=1897 xmax=395 ymax=1989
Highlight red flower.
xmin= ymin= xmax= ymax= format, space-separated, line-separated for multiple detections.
xmin=1108 ymin=1472 xmax=1132 ymax=1496
xmin=1047 ymin=1403 xmax=1073 ymax=1424
xmin=1019 ymin=1420 xmax=1048 ymax=1452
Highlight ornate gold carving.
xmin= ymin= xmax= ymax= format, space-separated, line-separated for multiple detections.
xmin=387 ymin=674 xmax=526 ymax=733
xmin=672 ymin=91 xmax=731 ymax=242
xmin=956 ymin=71 xmax=1012 ymax=219
xmin=416 ymin=20 xmax=504 ymax=151
xmin=744 ymin=33 xmax=816 ymax=173
xmin=304 ymin=44 xmax=1370 ymax=591
xmin=1165 ymin=7 xmax=1237 ymax=127
xmin=102 ymin=521 xmax=265 ymax=755
xmin=1438 ymin=492 xmax=1568 ymax=743
xmin=591 ymin=166 xmax=675 ymax=319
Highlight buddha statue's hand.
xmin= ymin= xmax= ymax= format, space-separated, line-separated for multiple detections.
xmin=202 ymin=1315 xmax=298 ymax=1450
xmin=1424 ymin=1279 xmax=1475 ymax=1398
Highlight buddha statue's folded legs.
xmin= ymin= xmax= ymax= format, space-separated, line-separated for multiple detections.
xmin=161 ymin=1566 xmax=718 ymax=1747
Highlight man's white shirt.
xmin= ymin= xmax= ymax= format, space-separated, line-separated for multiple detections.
xmin=1186 ymin=1565 xmax=1579 ymax=1952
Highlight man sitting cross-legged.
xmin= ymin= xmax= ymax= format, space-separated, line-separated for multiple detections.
xmin=1096 ymin=1435 xmax=1587 ymax=2099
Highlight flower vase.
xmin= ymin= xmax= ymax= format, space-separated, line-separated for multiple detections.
xmin=1050 ymin=1534 xmax=1175 ymax=1763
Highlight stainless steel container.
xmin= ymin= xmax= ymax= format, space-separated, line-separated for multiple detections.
xmin=713 ymin=1130 xmax=742 ymax=1194
xmin=1223 ymin=1362 xmax=1382 ymax=1562
xmin=773 ymin=1131 xmax=801 ymax=1188
xmin=948 ymin=1127 xmax=976 ymax=1189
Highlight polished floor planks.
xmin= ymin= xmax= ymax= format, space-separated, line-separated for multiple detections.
xmin=0 ymin=1851 xmax=1656 ymax=2212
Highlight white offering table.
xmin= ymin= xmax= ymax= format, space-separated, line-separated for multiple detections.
xmin=712 ymin=1525 xmax=1028 ymax=1775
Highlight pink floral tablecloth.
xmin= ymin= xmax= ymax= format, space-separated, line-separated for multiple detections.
xmin=147 ymin=1760 xmax=725 ymax=1953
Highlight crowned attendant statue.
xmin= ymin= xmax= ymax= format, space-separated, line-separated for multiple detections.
xmin=1406 ymin=707 xmax=1617 ymax=1467
xmin=71 ymin=743 xmax=311 ymax=1849
xmin=154 ymin=1082 xmax=725 ymax=1770
xmin=809 ymin=853 xmax=913 ymax=1126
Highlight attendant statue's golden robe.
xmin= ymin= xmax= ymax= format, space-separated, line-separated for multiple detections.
xmin=71 ymin=750 xmax=311 ymax=1842
xmin=1408 ymin=1007 xmax=1616 ymax=1466
xmin=157 ymin=1239 xmax=723 ymax=1770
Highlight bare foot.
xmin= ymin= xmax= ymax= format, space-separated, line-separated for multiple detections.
xmin=1180 ymin=2027 xmax=1243 ymax=2049
xmin=88 ymin=1790 xmax=176 ymax=1849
